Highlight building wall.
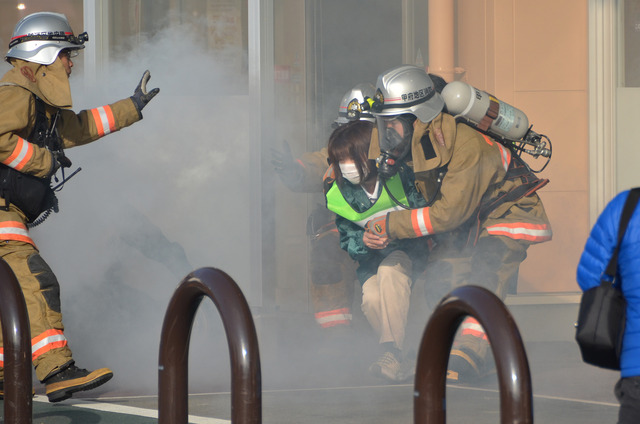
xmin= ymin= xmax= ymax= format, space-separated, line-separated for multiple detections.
xmin=273 ymin=0 xmax=311 ymax=312
xmin=0 ymin=0 xmax=600 ymax=304
xmin=457 ymin=0 xmax=589 ymax=293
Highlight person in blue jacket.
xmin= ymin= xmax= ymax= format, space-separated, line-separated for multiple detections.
xmin=577 ymin=189 xmax=640 ymax=424
xmin=324 ymin=120 xmax=430 ymax=382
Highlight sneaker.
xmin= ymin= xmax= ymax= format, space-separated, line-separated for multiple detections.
xmin=368 ymin=351 xmax=403 ymax=382
xmin=397 ymin=357 xmax=416 ymax=382
xmin=43 ymin=363 xmax=113 ymax=403
xmin=447 ymin=348 xmax=481 ymax=383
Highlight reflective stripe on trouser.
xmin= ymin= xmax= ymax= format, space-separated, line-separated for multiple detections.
xmin=0 ymin=241 xmax=73 ymax=381
xmin=311 ymin=278 xmax=355 ymax=328
xmin=361 ymin=250 xmax=412 ymax=351
xmin=310 ymin=230 xmax=356 ymax=328
xmin=314 ymin=307 xmax=352 ymax=328
xmin=423 ymin=233 xmax=528 ymax=368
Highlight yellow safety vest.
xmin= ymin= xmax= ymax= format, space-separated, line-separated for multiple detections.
xmin=325 ymin=175 xmax=410 ymax=228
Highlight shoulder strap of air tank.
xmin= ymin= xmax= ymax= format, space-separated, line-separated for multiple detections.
xmin=465 ymin=154 xmax=549 ymax=246
xmin=28 ymin=94 xmax=50 ymax=144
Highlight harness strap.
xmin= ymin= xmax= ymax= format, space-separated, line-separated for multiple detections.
xmin=0 ymin=89 xmax=60 ymax=223
xmin=466 ymin=154 xmax=549 ymax=246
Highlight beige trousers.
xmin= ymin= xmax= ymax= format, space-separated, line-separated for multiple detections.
xmin=361 ymin=250 xmax=412 ymax=351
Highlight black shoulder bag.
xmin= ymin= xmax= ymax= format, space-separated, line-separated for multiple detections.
xmin=575 ymin=187 xmax=640 ymax=370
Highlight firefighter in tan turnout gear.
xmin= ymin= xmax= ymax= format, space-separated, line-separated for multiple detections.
xmin=361 ymin=65 xmax=552 ymax=382
xmin=271 ymin=84 xmax=375 ymax=336
xmin=0 ymin=12 xmax=159 ymax=402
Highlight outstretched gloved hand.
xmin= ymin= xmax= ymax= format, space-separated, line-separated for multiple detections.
xmin=130 ymin=70 xmax=160 ymax=113
xmin=271 ymin=140 xmax=304 ymax=184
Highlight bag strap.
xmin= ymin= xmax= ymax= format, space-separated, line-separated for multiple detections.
xmin=604 ymin=187 xmax=640 ymax=278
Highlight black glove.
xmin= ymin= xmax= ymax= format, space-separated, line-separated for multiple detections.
xmin=50 ymin=151 xmax=72 ymax=175
xmin=270 ymin=140 xmax=304 ymax=184
xmin=130 ymin=70 xmax=160 ymax=113
xmin=54 ymin=152 xmax=72 ymax=169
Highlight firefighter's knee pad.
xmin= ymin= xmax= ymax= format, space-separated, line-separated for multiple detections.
xmin=28 ymin=253 xmax=61 ymax=313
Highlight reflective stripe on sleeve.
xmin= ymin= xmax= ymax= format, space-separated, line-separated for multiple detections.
xmin=322 ymin=165 xmax=335 ymax=181
xmin=411 ymin=207 xmax=433 ymax=237
xmin=497 ymin=143 xmax=511 ymax=172
xmin=486 ymin=222 xmax=552 ymax=242
xmin=2 ymin=137 xmax=33 ymax=171
xmin=91 ymin=105 xmax=116 ymax=136
xmin=0 ymin=221 xmax=34 ymax=245
xmin=481 ymin=134 xmax=511 ymax=172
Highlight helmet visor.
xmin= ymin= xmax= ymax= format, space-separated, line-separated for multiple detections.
xmin=59 ymin=48 xmax=81 ymax=60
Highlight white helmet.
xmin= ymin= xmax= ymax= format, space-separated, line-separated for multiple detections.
xmin=6 ymin=12 xmax=88 ymax=65
xmin=334 ymin=83 xmax=375 ymax=126
xmin=371 ymin=65 xmax=444 ymax=123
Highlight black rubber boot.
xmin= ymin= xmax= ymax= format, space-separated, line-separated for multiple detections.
xmin=447 ymin=348 xmax=483 ymax=383
xmin=43 ymin=362 xmax=113 ymax=402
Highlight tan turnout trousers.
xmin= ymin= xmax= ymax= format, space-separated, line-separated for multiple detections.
xmin=0 ymin=241 xmax=73 ymax=382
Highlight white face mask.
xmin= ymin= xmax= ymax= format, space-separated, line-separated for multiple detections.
xmin=339 ymin=162 xmax=361 ymax=185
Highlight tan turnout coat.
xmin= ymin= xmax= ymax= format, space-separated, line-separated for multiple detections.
xmin=0 ymin=58 xmax=140 ymax=245
xmin=369 ymin=112 xmax=552 ymax=244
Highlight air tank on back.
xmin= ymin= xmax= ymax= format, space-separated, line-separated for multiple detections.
xmin=441 ymin=81 xmax=530 ymax=140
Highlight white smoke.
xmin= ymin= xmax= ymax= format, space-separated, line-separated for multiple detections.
xmin=0 ymin=8 xmax=400 ymax=400
xmin=27 ymin=16 xmax=252 ymax=393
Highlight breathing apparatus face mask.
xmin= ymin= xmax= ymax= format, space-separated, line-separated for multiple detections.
xmin=376 ymin=114 xmax=416 ymax=178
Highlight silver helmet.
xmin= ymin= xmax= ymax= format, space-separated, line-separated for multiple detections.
xmin=371 ymin=66 xmax=444 ymax=178
xmin=334 ymin=83 xmax=375 ymax=126
xmin=371 ymin=65 xmax=444 ymax=123
xmin=6 ymin=12 xmax=88 ymax=65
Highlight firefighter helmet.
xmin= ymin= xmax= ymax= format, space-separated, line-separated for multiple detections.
xmin=371 ymin=65 xmax=444 ymax=123
xmin=6 ymin=12 xmax=88 ymax=66
xmin=334 ymin=83 xmax=376 ymax=126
